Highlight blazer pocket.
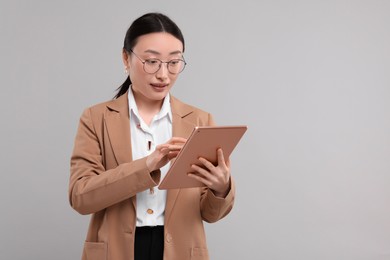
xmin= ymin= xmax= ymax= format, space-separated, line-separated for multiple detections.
xmin=83 ymin=241 xmax=107 ymax=260
xmin=191 ymin=247 xmax=209 ymax=260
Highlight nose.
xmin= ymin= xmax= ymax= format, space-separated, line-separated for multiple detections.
xmin=155 ymin=63 xmax=169 ymax=79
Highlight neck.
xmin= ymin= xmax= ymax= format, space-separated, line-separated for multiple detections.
xmin=134 ymin=92 xmax=164 ymax=112
xmin=132 ymin=90 xmax=165 ymax=125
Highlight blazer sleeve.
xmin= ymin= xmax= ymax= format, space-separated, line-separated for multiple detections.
xmin=199 ymin=113 xmax=236 ymax=223
xmin=69 ymin=108 xmax=161 ymax=215
xmin=200 ymin=180 xmax=236 ymax=223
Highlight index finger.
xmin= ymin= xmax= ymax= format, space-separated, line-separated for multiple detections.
xmin=166 ymin=144 xmax=184 ymax=151
xmin=217 ymin=148 xmax=227 ymax=167
xmin=169 ymin=137 xmax=187 ymax=144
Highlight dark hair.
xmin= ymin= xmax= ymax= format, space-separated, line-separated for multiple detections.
xmin=114 ymin=13 xmax=185 ymax=99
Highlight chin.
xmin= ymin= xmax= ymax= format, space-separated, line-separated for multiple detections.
xmin=150 ymin=91 xmax=169 ymax=101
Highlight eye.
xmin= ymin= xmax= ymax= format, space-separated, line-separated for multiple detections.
xmin=169 ymin=59 xmax=181 ymax=66
xmin=145 ymin=59 xmax=160 ymax=65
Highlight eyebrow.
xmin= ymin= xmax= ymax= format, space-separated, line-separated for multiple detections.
xmin=144 ymin=49 xmax=183 ymax=56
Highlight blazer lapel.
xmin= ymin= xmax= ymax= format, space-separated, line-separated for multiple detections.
xmin=104 ymin=93 xmax=133 ymax=165
xmin=165 ymin=96 xmax=196 ymax=224
xmin=104 ymin=93 xmax=138 ymax=213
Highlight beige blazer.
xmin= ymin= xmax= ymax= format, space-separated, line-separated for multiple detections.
xmin=69 ymin=92 xmax=235 ymax=260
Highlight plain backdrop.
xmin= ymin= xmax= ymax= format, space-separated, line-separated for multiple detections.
xmin=1 ymin=0 xmax=390 ymax=259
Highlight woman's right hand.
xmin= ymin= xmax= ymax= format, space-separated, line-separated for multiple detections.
xmin=146 ymin=137 xmax=187 ymax=172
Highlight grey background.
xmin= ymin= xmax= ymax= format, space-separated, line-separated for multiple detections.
xmin=1 ymin=0 xmax=389 ymax=259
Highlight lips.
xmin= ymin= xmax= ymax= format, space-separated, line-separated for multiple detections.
xmin=151 ymin=83 xmax=169 ymax=91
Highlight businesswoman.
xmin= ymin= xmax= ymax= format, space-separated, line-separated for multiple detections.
xmin=69 ymin=12 xmax=235 ymax=260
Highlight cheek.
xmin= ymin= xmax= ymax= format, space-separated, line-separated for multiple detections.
xmin=130 ymin=63 xmax=147 ymax=81
xmin=132 ymin=61 xmax=144 ymax=74
xmin=169 ymin=74 xmax=179 ymax=83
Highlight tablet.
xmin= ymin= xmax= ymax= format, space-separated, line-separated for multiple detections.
xmin=158 ymin=125 xmax=247 ymax=189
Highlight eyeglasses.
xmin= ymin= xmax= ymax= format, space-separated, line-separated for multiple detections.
xmin=129 ymin=49 xmax=187 ymax=74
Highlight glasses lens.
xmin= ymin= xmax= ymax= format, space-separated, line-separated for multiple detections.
xmin=144 ymin=59 xmax=161 ymax=74
xmin=168 ymin=60 xmax=186 ymax=74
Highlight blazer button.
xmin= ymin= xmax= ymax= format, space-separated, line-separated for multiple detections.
xmin=165 ymin=233 xmax=172 ymax=243
xmin=147 ymin=209 xmax=154 ymax=214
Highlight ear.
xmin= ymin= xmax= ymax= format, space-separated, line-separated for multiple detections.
xmin=122 ymin=49 xmax=129 ymax=67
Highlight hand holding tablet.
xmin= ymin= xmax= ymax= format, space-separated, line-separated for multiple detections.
xmin=158 ymin=125 xmax=247 ymax=189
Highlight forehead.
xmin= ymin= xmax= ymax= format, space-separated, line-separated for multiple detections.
xmin=133 ymin=32 xmax=183 ymax=54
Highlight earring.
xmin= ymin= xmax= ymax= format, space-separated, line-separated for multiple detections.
xmin=124 ymin=67 xmax=128 ymax=74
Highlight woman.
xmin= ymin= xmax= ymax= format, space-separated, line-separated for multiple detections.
xmin=69 ymin=12 xmax=235 ymax=260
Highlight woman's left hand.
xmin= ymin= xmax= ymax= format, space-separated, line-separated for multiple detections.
xmin=188 ymin=148 xmax=231 ymax=198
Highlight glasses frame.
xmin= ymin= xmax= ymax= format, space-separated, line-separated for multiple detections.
xmin=129 ymin=49 xmax=187 ymax=74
